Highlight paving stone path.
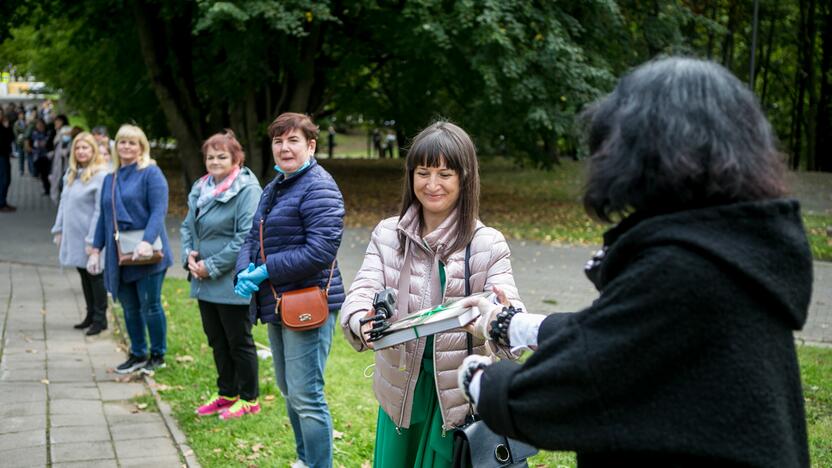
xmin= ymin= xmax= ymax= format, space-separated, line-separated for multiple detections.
xmin=0 ymin=173 xmax=196 ymax=468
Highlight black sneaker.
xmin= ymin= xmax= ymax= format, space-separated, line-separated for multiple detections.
xmin=141 ymin=354 xmax=166 ymax=374
xmin=115 ymin=354 xmax=149 ymax=374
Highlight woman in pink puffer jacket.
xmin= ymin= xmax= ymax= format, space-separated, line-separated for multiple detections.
xmin=340 ymin=121 xmax=525 ymax=467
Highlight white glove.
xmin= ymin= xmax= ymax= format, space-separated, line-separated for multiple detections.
xmin=52 ymin=233 xmax=62 ymax=246
xmin=86 ymin=253 xmax=102 ymax=275
xmin=457 ymin=354 xmax=492 ymax=406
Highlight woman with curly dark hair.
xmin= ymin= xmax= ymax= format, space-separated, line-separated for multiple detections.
xmin=459 ymin=57 xmax=812 ymax=467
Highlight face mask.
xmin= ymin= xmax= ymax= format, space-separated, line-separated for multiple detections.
xmin=61 ymin=135 xmax=71 ymax=143
xmin=274 ymin=158 xmax=311 ymax=177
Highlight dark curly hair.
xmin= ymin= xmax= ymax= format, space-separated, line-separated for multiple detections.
xmin=581 ymin=57 xmax=787 ymax=223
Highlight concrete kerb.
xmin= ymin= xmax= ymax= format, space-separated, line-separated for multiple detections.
xmin=107 ymin=301 xmax=201 ymax=468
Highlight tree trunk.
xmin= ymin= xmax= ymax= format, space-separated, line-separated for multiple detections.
xmin=760 ymin=14 xmax=777 ymax=107
xmin=721 ymin=2 xmax=738 ymax=69
xmin=804 ymin=0 xmax=818 ymax=170
xmin=815 ymin=1 xmax=832 ymax=172
xmin=132 ymin=0 xmax=205 ymax=183
xmin=790 ymin=0 xmax=806 ymax=170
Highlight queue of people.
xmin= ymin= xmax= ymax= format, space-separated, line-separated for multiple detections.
xmin=33 ymin=56 xmax=813 ymax=468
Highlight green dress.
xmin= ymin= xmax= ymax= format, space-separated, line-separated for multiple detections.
xmin=373 ymin=263 xmax=454 ymax=468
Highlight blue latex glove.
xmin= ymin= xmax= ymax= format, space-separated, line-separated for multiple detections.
xmin=234 ymin=278 xmax=259 ymax=297
xmin=234 ymin=263 xmax=261 ymax=298
xmin=238 ymin=263 xmax=269 ymax=285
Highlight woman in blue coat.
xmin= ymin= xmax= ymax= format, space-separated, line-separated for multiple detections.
xmin=181 ymin=130 xmax=263 ymax=420
xmin=90 ymin=124 xmax=173 ymax=374
xmin=235 ymin=113 xmax=345 ymax=468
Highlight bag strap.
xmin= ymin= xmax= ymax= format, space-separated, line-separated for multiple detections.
xmin=465 ymin=226 xmax=484 ymax=356
xmin=110 ymin=170 xmax=119 ymax=240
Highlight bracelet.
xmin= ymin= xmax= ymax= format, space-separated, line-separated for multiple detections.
xmin=462 ymin=361 xmax=488 ymax=403
xmin=488 ymin=305 xmax=522 ymax=347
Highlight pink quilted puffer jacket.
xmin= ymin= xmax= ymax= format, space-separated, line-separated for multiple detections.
xmin=341 ymin=205 xmax=525 ymax=431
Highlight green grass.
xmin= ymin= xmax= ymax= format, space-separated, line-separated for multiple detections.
xmin=803 ymin=214 xmax=832 ymax=261
xmin=800 ymin=346 xmax=832 ymax=467
xmin=137 ymin=279 xmax=832 ymax=467
xmin=147 ymin=279 xmax=574 ymax=467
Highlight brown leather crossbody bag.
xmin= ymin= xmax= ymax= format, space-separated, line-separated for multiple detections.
xmin=258 ymin=218 xmax=335 ymax=331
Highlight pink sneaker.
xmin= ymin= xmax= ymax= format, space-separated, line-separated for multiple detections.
xmin=196 ymin=394 xmax=238 ymax=416
xmin=218 ymin=399 xmax=261 ymax=420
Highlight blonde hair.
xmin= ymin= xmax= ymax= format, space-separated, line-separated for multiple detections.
xmin=114 ymin=124 xmax=155 ymax=169
xmin=67 ymin=132 xmax=107 ymax=186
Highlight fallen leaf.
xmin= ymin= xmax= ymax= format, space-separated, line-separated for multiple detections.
xmin=26 ymin=349 xmax=37 ymax=354
xmin=213 ymin=448 xmax=222 ymax=453
xmin=264 ymin=395 xmax=276 ymax=401
xmin=175 ymin=355 xmax=194 ymax=363
xmin=40 ymin=379 xmax=49 ymax=385
xmin=333 ymin=430 xmax=344 ymax=440
xmin=136 ymin=403 xmax=148 ymax=410
xmin=40 ymin=308 xmax=47 ymax=315
xmin=361 ymin=462 xmax=371 ymax=468
xmin=251 ymin=443 xmax=263 ymax=453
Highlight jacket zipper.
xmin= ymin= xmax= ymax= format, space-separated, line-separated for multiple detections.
xmin=396 ymin=240 xmax=432 ymax=430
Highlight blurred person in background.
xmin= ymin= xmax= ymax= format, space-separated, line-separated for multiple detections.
xmin=30 ymin=118 xmax=51 ymax=195
xmin=0 ymin=112 xmax=14 ymax=212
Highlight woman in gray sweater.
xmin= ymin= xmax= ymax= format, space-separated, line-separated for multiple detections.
xmin=51 ymin=132 xmax=110 ymax=335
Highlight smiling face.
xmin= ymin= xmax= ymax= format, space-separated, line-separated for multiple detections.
xmin=117 ymin=138 xmax=141 ymax=165
xmin=73 ymin=140 xmax=94 ymax=166
xmin=205 ymin=147 xmax=235 ymax=181
xmin=413 ymin=158 xmax=460 ymax=220
xmin=272 ymin=128 xmax=315 ymax=174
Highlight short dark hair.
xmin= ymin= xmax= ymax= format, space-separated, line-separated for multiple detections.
xmin=398 ymin=120 xmax=480 ymax=255
xmin=54 ymin=114 xmax=69 ymax=126
xmin=268 ymin=112 xmax=319 ymax=142
xmin=202 ymin=129 xmax=246 ymax=167
xmin=581 ymin=57 xmax=787 ymax=223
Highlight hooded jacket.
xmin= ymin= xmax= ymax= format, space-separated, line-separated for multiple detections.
xmin=341 ymin=205 xmax=525 ymax=430
xmin=477 ymin=199 xmax=812 ymax=467
xmin=235 ymin=159 xmax=345 ymax=325
xmin=181 ymin=167 xmax=262 ymax=305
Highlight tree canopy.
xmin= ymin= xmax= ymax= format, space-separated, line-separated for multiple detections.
xmin=2 ymin=0 xmax=830 ymax=179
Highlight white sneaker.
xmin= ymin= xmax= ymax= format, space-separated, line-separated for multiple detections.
xmin=290 ymin=460 xmax=309 ymax=468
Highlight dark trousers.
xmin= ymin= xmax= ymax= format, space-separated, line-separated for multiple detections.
xmin=77 ymin=268 xmax=108 ymax=327
xmin=0 ymin=156 xmax=10 ymax=207
xmin=198 ymin=300 xmax=259 ymax=401
xmin=34 ymin=156 xmax=50 ymax=195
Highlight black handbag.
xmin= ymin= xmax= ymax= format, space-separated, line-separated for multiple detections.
xmin=451 ymin=236 xmax=539 ymax=468
xmin=452 ymin=415 xmax=539 ymax=468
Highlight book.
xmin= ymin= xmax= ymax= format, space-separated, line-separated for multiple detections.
xmin=371 ymin=292 xmax=494 ymax=350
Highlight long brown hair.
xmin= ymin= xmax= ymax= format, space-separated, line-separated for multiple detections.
xmin=398 ymin=120 xmax=480 ymax=255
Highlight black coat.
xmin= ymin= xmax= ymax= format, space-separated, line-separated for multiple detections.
xmin=477 ymin=199 xmax=812 ymax=467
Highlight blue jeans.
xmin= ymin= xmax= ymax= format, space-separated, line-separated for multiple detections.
xmin=118 ymin=271 xmax=167 ymax=357
xmin=268 ymin=314 xmax=335 ymax=468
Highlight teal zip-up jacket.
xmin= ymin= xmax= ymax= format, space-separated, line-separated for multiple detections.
xmin=180 ymin=166 xmax=262 ymax=305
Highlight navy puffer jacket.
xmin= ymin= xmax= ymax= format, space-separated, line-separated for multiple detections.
xmin=235 ymin=159 xmax=345 ymax=324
